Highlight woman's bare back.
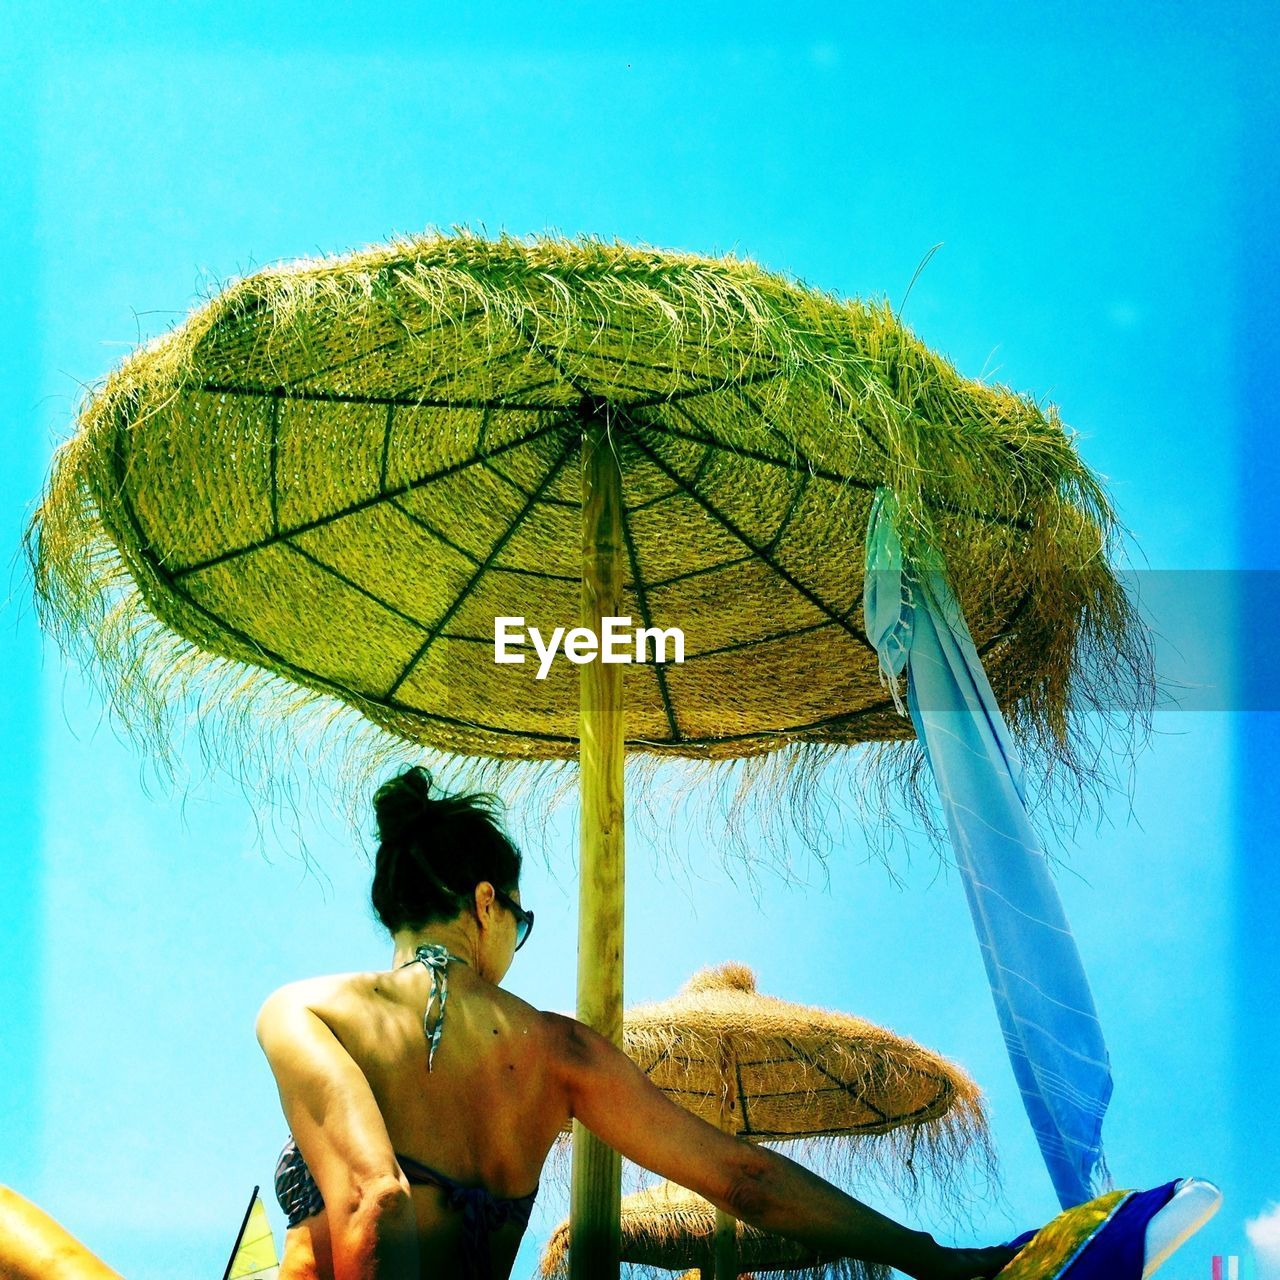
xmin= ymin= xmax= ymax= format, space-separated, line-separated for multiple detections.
xmin=274 ymin=958 xmax=569 ymax=1280
xmin=262 ymin=954 xmax=1021 ymax=1280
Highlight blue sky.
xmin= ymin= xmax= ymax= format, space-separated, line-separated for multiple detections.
xmin=2 ymin=5 xmax=1277 ymax=1277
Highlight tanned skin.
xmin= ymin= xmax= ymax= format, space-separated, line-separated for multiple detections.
xmin=0 ymin=882 xmax=1021 ymax=1280
xmin=255 ymin=882 xmax=1020 ymax=1280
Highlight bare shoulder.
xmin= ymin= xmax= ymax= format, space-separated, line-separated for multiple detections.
xmin=479 ymin=992 xmax=571 ymax=1056
xmin=255 ymin=971 xmax=376 ymax=1030
xmin=537 ymin=1010 xmax=609 ymax=1075
xmin=527 ymin=1011 xmax=756 ymax=1207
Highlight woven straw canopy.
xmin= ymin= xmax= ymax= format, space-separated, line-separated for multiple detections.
xmin=29 ymin=230 xmax=1147 ymax=832
xmin=540 ymin=1178 xmax=886 ymax=1280
xmin=624 ymin=962 xmax=983 ymax=1140
xmin=548 ymin=962 xmax=991 ymax=1204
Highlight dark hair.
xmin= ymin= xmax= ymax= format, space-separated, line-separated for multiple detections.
xmin=370 ymin=766 xmax=523 ymax=934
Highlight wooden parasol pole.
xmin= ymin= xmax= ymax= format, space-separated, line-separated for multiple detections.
xmin=713 ymin=1036 xmax=742 ymax=1279
xmin=569 ymin=412 xmax=626 ymax=1279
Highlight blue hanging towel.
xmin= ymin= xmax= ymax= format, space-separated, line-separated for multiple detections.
xmin=863 ymin=487 xmax=1111 ymax=1209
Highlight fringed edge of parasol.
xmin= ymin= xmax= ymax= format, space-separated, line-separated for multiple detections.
xmin=538 ymin=1185 xmax=894 ymax=1280
xmin=22 ymin=437 xmax=580 ymax=862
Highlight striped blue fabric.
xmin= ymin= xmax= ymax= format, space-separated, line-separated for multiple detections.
xmin=863 ymin=487 xmax=1112 ymax=1208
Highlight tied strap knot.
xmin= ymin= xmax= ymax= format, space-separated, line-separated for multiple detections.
xmin=408 ymin=942 xmax=459 ymax=1071
xmin=443 ymin=1183 xmax=532 ymax=1280
xmin=450 ymin=1181 xmax=516 ymax=1230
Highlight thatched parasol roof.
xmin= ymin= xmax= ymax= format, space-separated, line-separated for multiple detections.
xmin=539 ymin=1178 xmax=887 ymax=1280
xmin=547 ymin=962 xmax=994 ymax=1206
xmin=27 ymin=229 xmax=1150 ymax=854
xmin=627 ymin=962 xmax=982 ymax=1138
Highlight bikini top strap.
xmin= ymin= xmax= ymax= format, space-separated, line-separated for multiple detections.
xmin=397 ymin=1152 xmax=539 ymax=1210
xmin=395 ymin=1154 xmax=538 ymax=1280
xmin=408 ymin=942 xmax=466 ymax=1071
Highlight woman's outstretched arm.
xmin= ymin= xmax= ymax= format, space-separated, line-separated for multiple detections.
xmin=549 ymin=1014 xmax=1019 ymax=1280
xmin=257 ymin=983 xmax=420 ymax=1280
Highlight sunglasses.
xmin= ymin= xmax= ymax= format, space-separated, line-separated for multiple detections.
xmin=493 ymin=886 xmax=534 ymax=951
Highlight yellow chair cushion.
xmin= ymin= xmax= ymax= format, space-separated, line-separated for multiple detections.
xmin=998 ymin=1190 xmax=1131 ymax=1279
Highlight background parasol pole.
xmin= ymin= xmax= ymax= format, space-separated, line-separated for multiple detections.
xmin=713 ymin=1037 xmax=742 ymax=1278
xmin=569 ymin=411 xmax=626 ymax=1279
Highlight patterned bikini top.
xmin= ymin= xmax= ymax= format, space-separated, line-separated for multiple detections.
xmin=274 ymin=1138 xmax=539 ymax=1280
xmin=408 ymin=941 xmax=460 ymax=1071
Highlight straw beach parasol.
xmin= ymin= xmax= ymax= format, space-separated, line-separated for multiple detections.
xmin=28 ymin=230 xmax=1151 ymax=1274
xmin=539 ymin=1178 xmax=886 ymax=1280
xmin=29 ymin=232 xmax=1145 ymax=824
xmin=548 ymin=961 xmax=993 ymax=1279
xmin=616 ymin=962 xmax=987 ymax=1150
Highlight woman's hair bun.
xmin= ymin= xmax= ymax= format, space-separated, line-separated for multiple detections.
xmin=373 ymin=765 xmax=437 ymax=846
xmin=368 ymin=766 xmax=524 ymax=935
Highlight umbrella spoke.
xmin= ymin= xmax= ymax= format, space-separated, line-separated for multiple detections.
xmin=734 ymin=1054 xmax=751 ymax=1135
xmin=680 ymin=617 xmax=847 ymax=663
xmin=625 ymin=485 xmax=684 ymax=514
xmin=401 ymin=365 xmax=571 ymax=407
xmin=667 ymin=401 xmax=866 ymax=482
xmin=743 ymin=383 xmax=891 ymax=465
xmin=761 ymin=469 xmax=811 ymax=558
xmin=470 ymin=562 xmax=581 ymax=584
xmin=384 ymin=435 xmax=579 ymax=699
xmin=639 ymin=1042 xmax=676 ymax=1076
xmin=383 ymin=496 xmax=481 ymax=566
xmin=511 ymin=315 xmax=594 ymax=400
xmin=278 ymin=540 xmax=433 ymax=634
xmin=511 ymin=314 xmax=788 ymax=410
xmin=482 ymin=456 xmax=579 ymax=509
xmin=645 ymin=552 xmax=757 ymax=590
xmin=565 ymin=315 xmax=785 ymax=372
xmin=778 ymin=1035 xmax=942 ymax=1125
xmin=552 ymin=342 xmax=783 ymax=383
xmin=197 ymin=379 xmax=573 ymax=412
xmin=711 ymin=384 xmax=802 ymax=461
xmin=267 ymin=397 xmax=281 ymax=536
xmin=669 ymin=701 xmax=905 ymax=744
xmin=109 ymin=414 xmax=471 ymax=720
xmin=627 ymin=429 xmax=879 ymax=662
xmin=281 ymin=305 xmax=493 ymax=389
xmin=171 ymin=415 xmax=574 ymax=577
xmin=617 ymin=362 xmax=784 ymax=407
xmin=657 ymin=409 xmax=1037 ymax=534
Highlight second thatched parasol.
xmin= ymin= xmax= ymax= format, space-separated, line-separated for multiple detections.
xmin=599 ymin=962 xmax=988 ymax=1159
xmin=544 ymin=961 xmax=993 ymax=1278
